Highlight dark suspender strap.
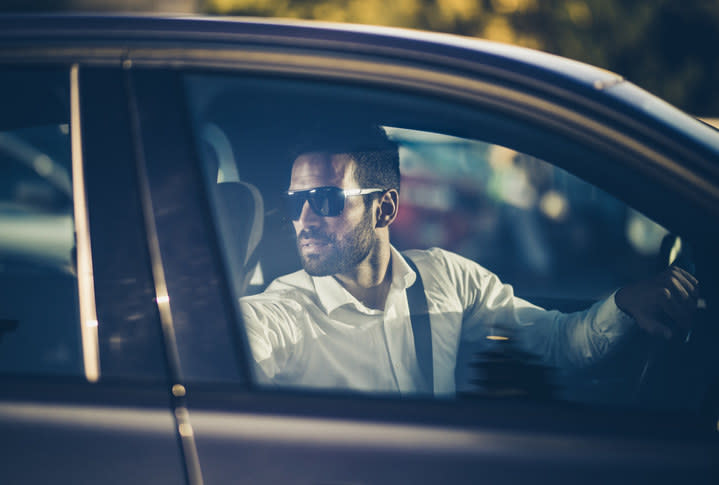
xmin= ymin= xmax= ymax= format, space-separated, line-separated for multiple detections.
xmin=404 ymin=256 xmax=433 ymax=393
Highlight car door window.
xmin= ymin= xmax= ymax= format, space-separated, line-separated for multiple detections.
xmin=182 ymin=73 xmax=716 ymax=415
xmin=0 ymin=69 xmax=82 ymax=376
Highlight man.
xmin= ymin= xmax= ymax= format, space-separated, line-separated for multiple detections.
xmin=240 ymin=126 xmax=698 ymax=395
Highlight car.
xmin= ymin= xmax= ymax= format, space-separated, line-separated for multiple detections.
xmin=0 ymin=14 xmax=718 ymax=485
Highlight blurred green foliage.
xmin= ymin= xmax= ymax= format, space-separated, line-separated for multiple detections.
xmin=203 ymin=0 xmax=719 ymax=115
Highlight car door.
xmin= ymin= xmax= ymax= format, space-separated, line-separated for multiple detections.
xmin=129 ymin=41 xmax=719 ymax=484
xmin=0 ymin=65 xmax=186 ymax=485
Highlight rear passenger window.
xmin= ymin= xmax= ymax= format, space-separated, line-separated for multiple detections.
xmin=0 ymin=69 xmax=81 ymax=376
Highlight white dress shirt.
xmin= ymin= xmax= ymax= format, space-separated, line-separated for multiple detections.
xmin=239 ymin=246 xmax=634 ymax=395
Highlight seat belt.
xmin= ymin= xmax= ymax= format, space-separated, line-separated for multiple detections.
xmin=405 ymin=256 xmax=433 ymax=393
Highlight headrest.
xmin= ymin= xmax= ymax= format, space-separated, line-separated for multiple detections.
xmin=215 ymin=181 xmax=264 ymax=266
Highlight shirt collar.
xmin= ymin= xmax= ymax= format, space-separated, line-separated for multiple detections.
xmin=312 ymin=245 xmax=417 ymax=316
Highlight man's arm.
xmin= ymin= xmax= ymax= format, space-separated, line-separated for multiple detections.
xmin=442 ymin=248 xmax=700 ymax=368
xmin=433 ymin=248 xmax=635 ymax=368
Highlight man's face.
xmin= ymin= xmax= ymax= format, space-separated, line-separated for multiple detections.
xmin=289 ymin=152 xmax=377 ymax=276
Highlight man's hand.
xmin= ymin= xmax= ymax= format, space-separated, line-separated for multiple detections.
xmin=615 ymin=266 xmax=699 ymax=340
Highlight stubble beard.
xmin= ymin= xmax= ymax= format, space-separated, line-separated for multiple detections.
xmin=298 ymin=210 xmax=376 ymax=277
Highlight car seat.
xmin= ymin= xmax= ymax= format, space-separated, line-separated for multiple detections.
xmin=202 ymin=123 xmax=265 ymax=297
xmin=212 ymin=180 xmax=265 ymax=296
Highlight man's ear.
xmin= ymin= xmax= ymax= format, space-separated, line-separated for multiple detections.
xmin=376 ymin=189 xmax=399 ymax=228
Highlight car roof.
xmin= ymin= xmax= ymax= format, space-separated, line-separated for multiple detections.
xmin=0 ymin=14 xmax=620 ymax=86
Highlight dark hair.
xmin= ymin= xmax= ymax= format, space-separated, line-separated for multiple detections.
xmin=290 ymin=123 xmax=400 ymax=194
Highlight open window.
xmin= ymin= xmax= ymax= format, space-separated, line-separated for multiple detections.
xmin=183 ymin=73 xmax=717 ymax=415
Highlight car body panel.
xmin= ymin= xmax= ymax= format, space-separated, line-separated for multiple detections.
xmin=0 ymin=380 xmax=186 ymax=485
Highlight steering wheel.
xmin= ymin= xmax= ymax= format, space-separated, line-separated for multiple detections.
xmin=634 ymin=234 xmax=698 ymax=405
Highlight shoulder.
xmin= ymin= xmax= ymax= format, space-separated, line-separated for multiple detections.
xmin=402 ymin=247 xmax=498 ymax=283
xmin=402 ymin=247 xmax=483 ymax=270
xmin=401 ymin=246 xmax=448 ymax=266
xmin=243 ymin=269 xmax=314 ymax=296
xmin=240 ymin=269 xmax=316 ymax=314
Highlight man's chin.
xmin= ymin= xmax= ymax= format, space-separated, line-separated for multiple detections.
xmin=301 ymin=255 xmax=336 ymax=277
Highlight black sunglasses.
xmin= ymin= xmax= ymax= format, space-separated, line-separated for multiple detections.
xmin=285 ymin=186 xmax=384 ymax=220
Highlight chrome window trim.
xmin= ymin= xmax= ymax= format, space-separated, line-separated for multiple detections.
xmin=70 ymin=64 xmax=100 ymax=383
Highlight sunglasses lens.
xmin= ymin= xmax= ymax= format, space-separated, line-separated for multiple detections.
xmin=310 ymin=188 xmax=343 ymax=217
xmin=286 ymin=187 xmax=346 ymax=220
xmin=285 ymin=193 xmax=305 ymax=220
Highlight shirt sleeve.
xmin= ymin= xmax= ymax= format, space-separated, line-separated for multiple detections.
xmin=239 ymin=295 xmax=305 ymax=382
xmin=436 ymin=248 xmax=636 ymax=368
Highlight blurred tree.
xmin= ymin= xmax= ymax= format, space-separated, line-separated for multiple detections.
xmin=202 ymin=0 xmax=719 ymax=115
xmin=509 ymin=0 xmax=719 ymax=116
